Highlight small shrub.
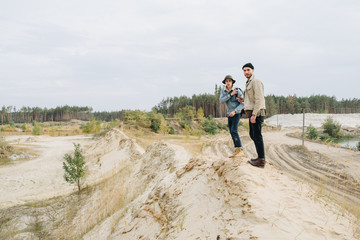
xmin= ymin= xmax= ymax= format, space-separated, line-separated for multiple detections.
xmin=357 ymin=141 xmax=360 ymax=151
xmin=322 ymin=117 xmax=341 ymax=139
xmin=82 ymin=118 xmax=100 ymax=134
xmin=306 ymin=124 xmax=318 ymax=140
xmin=150 ymin=118 xmax=161 ymax=133
xmin=22 ymin=123 xmax=29 ymax=132
xmin=32 ymin=121 xmax=43 ymax=135
xmin=168 ymin=125 xmax=175 ymax=134
xmin=180 ymin=120 xmax=192 ymax=129
xmin=319 ymin=133 xmax=331 ymax=141
xmin=203 ymin=116 xmax=218 ymax=135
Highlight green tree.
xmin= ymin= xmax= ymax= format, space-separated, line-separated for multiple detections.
xmin=63 ymin=144 xmax=87 ymax=191
xmin=175 ymin=105 xmax=196 ymax=121
xmin=357 ymin=141 xmax=360 ymax=151
xmin=32 ymin=121 xmax=43 ymax=135
xmin=158 ymin=119 xmax=169 ymax=134
xmin=196 ymin=107 xmax=204 ymax=120
xmin=322 ymin=117 xmax=341 ymax=138
xmin=306 ymin=124 xmax=318 ymax=140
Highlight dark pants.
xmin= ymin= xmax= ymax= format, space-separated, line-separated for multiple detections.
xmin=249 ymin=116 xmax=265 ymax=159
xmin=228 ymin=113 xmax=242 ymax=148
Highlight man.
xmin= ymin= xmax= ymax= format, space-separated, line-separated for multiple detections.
xmin=242 ymin=63 xmax=266 ymax=167
xmin=219 ymin=75 xmax=245 ymax=158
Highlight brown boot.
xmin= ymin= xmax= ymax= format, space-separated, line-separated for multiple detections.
xmin=229 ymin=148 xmax=244 ymax=158
xmin=248 ymin=158 xmax=265 ymax=167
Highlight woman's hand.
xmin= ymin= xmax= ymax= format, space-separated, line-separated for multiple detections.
xmin=237 ymin=97 xmax=244 ymax=103
xmin=230 ymin=90 xmax=238 ymax=96
xmin=228 ymin=111 xmax=236 ymax=117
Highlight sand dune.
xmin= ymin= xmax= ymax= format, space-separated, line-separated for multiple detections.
xmin=1 ymin=126 xmax=359 ymax=239
xmin=83 ymin=130 xmax=359 ymax=240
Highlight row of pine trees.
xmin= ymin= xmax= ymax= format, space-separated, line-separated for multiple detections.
xmin=1 ymin=85 xmax=360 ymax=124
xmin=153 ymin=84 xmax=360 ymax=117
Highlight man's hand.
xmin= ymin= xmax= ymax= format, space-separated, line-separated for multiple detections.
xmin=237 ymin=97 xmax=244 ymax=103
xmin=228 ymin=111 xmax=236 ymax=117
xmin=250 ymin=115 xmax=256 ymax=124
xmin=230 ymin=90 xmax=238 ymax=96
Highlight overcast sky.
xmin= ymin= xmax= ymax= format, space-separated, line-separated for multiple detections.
xmin=1 ymin=0 xmax=359 ymax=111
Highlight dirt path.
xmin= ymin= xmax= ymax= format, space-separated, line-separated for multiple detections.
xmin=257 ymin=130 xmax=360 ymax=219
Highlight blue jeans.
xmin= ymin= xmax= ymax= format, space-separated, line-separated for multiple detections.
xmin=228 ymin=113 xmax=242 ymax=148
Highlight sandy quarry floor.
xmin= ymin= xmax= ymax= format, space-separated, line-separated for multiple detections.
xmin=0 ymin=135 xmax=95 ymax=208
xmin=1 ymin=115 xmax=359 ymax=239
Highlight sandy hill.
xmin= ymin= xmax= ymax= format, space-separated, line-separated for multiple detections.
xmin=1 ymin=126 xmax=359 ymax=239
xmin=82 ymin=129 xmax=359 ymax=239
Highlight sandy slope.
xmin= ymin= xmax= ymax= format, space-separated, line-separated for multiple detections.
xmin=82 ymin=130 xmax=359 ymax=240
xmin=1 ymin=127 xmax=359 ymax=239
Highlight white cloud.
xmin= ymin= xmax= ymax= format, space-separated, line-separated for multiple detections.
xmin=0 ymin=0 xmax=359 ymax=110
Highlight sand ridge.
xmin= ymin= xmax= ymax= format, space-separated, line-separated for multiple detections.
xmin=1 ymin=127 xmax=359 ymax=239
xmin=83 ymin=130 xmax=358 ymax=240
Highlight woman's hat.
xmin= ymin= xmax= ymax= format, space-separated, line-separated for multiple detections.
xmin=222 ymin=75 xmax=236 ymax=84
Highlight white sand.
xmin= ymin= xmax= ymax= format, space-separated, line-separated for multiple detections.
xmin=265 ymin=113 xmax=360 ymax=128
xmin=1 ymin=127 xmax=359 ymax=239
xmin=82 ymin=130 xmax=359 ymax=240
xmin=0 ymin=135 xmax=94 ymax=208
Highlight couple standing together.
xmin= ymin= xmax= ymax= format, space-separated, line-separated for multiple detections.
xmin=219 ymin=63 xmax=266 ymax=168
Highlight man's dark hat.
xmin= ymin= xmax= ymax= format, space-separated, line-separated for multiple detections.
xmin=242 ymin=63 xmax=254 ymax=70
xmin=222 ymin=74 xmax=236 ymax=84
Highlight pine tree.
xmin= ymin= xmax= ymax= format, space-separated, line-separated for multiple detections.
xmin=63 ymin=144 xmax=87 ymax=191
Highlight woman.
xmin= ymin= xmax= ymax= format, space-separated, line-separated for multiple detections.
xmin=219 ymin=75 xmax=245 ymax=158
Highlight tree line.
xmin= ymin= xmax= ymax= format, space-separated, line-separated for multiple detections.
xmin=0 ymin=106 xmax=92 ymax=124
xmin=153 ymin=85 xmax=360 ymax=118
xmin=1 ymin=88 xmax=360 ymax=125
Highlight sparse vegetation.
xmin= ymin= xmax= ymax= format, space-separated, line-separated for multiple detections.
xmin=32 ymin=121 xmax=43 ymax=135
xmin=306 ymin=124 xmax=318 ymax=140
xmin=0 ymin=137 xmax=12 ymax=165
xmin=81 ymin=117 xmax=101 ymax=134
xmin=196 ymin=107 xmax=204 ymax=120
xmin=202 ymin=115 xmax=218 ymax=135
xmin=63 ymin=144 xmax=87 ymax=191
xmin=22 ymin=123 xmax=29 ymax=132
xmin=322 ymin=117 xmax=341 ymax=139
